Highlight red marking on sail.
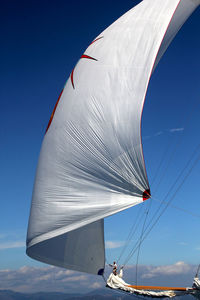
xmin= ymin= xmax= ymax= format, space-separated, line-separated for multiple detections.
xmin=70 ymin=37 xmax=103 ymax=89
xmin=71 ymin=68 xmax=75 ymax=89
xmin=71 ymin=55 xmax=98 ymax=89
xmin=89 ymin=36 xmax=103 ymax=45
xmin=80 ymin=54 xmax=97 ymax=61
xmin=45 ymin=89 xmax=63 ymax=134
xmin=143 ymin=189 xmax=151 ymax=201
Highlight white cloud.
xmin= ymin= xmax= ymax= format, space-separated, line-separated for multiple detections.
xmin=169 ymin=128 xmax=184 ymax=132
xmin=0 ymin=241 xmax=25 ymax=250
xmin=37 ymin=274 xmax=52 ymax=281
xmin=0 ymin=262 xmax=197 ymax=294
xmin=105 ymin=240 xmax=125 ymax=249
xmin=142 ymin=261 xmax=192 ymax=279
xmin=154 ymin=131 xmax=163 ymax=136
xmin=143 ymin=131 xmax=163 ymax=140
xmin=19 ymin=266 xmax=30 ymax=274
xmin=0 ymin=266 xmax=104 ymax=293
xmin=54 ymin=269 xmax=75 ymax=278
xmin=61 ymin=274 xmax=88 ymax=282
xmin=178 ymin=242 xmax=188 ymax=246
xmin=143 ymin=128 xmax=184 ymax=142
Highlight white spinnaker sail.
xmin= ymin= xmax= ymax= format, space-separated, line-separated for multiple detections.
xmin=27 ymin=0 xmax=200 ymax=275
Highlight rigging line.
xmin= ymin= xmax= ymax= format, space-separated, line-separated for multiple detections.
xmin=105 ymin=258 xmax=109 ymax=265
xmin=135 ymin=208 xmax=149 ymax=286
xmin=151 ymin=196 xmax=200 ymax=219
xmin=117 ymin=204 xmax=144 ymax=264
xmin=118 ymin=204 xmax=150 ymax=266
xmin=105 ymin=245 xmax=113 ymax=266
xmin=123 ymin=143 xmax=200 ymax=265
xmin=146 ymin=147 xmax=200 ymax=247
xmin=122 ymin=198 xmax=153 ymax=268
xmin=123 ymin=218 xmax=150 ymax=267
xmin=151 ymin=126 xmax=185 ymax=191
xmin=109 ymin=106 xmax=200 ymax=269
xmin=150 ymin=137 xmax=175 ymax=187
xmin=150 ymin=95 xmax=200 ymax=192
xmin=116 ymin=116 xmax=200 ymax=268
xmin=144 ymin=140 xmax=200 ymax=238
xmin=123 ymin=145 xmax=200 ymax=265
xmin=131 ymin=125 xmax=199 ymax=264
xmin=136 ymin=102 xmax=199 ymax=258
xmin=135 ymin=198 xmax=153 ymax=285
xmin=122 ymin=210 xmax=150 ymax=267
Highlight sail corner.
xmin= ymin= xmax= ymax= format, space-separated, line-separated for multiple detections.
xmin=143 ymin=189 xmax=151 ymax=201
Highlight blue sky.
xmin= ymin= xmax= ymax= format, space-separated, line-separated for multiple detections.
xmin=1 ymin=0 xmax=200 ymax=293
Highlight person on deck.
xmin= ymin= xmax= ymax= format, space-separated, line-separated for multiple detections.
xmin=109 ymin=261 xmax=117 ymax=275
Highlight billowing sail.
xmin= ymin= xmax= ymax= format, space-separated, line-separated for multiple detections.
xmin=27 ymin=0 xmax=200 ymax=275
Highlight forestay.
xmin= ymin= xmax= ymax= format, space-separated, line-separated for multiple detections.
xmin=26 ymin=0 xmax=200 ymax=275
